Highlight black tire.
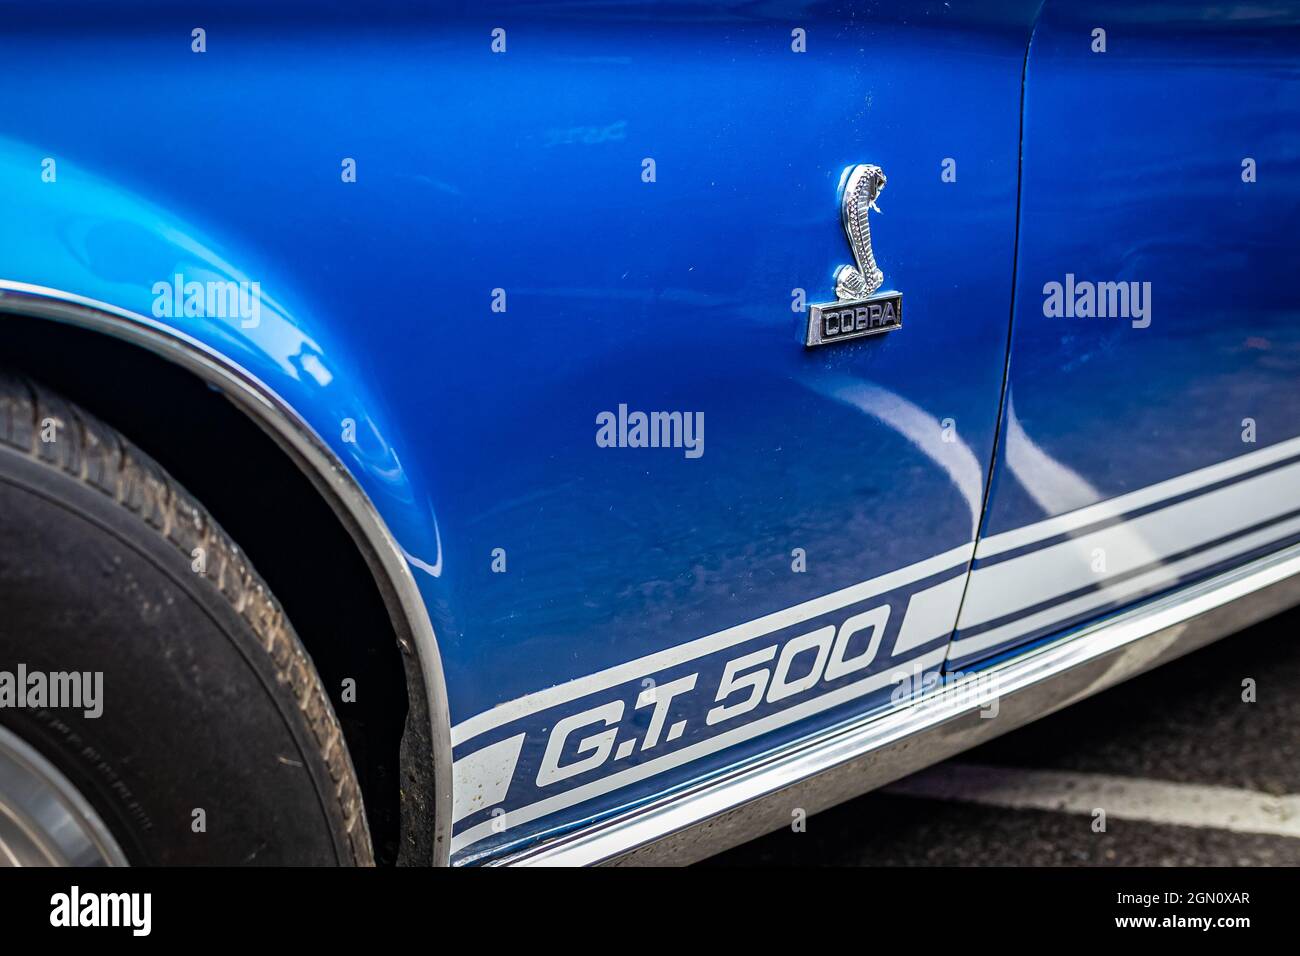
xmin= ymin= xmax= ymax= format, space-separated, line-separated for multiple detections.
xmin=0 ymin=371 xmax=373 ymax=865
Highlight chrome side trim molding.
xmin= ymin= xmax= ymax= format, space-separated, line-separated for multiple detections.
xmin=499 ymin=542 xmax=1300 ymax=866
xmin=0 ymin=281 xmax=453 ymax=866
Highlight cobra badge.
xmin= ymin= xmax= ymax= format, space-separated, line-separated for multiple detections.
xmin=804 ymin=164 xmax=903 ymax=347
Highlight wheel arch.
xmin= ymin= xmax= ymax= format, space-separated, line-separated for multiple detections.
xmin=0 ymin=281 xmax=454 ymax=865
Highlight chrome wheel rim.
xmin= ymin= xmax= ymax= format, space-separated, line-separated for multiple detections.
xmin=0 ymin=723 xmax=127 ymax=866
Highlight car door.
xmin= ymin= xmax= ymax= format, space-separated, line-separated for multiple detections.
xmin=949 ymin=0 xmax=1300 ymax=670
xmin=441 ymin=3 xmax=1039 ymax=860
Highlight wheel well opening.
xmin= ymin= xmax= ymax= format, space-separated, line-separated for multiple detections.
xmin=1 ymin=313 xmax=417 ymax=865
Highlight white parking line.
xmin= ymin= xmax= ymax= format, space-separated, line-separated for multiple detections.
xmin=885 ymin=763 xmax=1300 ymax=839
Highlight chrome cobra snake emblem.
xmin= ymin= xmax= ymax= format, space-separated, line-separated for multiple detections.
xmin=834 ymin=164 xmax=887 ymax=300
xmin=804 ymin=163 xmax=902 ymax=348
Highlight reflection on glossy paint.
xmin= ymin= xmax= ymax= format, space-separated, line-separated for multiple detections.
xmin=0 ymin=136 xmax=443 ymax=575
xmin=810 ymin=374 xmax=985 ymax=537
xmin=997 ymin=394 xmax=1158 ymax=570
xmin=1002 ymin=395 xmax=1099 ymax=516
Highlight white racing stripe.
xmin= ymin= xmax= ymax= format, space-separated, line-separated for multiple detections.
xmin=951 ymin=455 xmax=1300 ymax=659
xmin=894 ymin=575 xmax=969 ymax=656
xmin=976 ymin=435 xmax=1300 ymax=560
xmin=451 ymin=733 xmax=527 ymax=824
xmin=450 ymin=542 xmax=974 ymax=747
xmin=951 ymin=510 xmax=1300 ymax=660
xmin=887 ymin=763 xmax=1300 ymax=839
xmin=452 ymin=647 xmax=950 ymax=855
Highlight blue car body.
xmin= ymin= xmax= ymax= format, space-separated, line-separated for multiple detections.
xmin=1 ymin=0 xmax=1297 ymax=864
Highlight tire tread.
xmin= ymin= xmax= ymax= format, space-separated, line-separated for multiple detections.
xmin=0 ymin=370 xmax=373 ymax=865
